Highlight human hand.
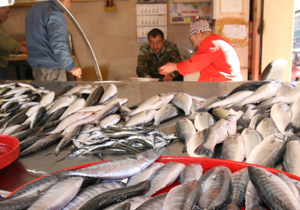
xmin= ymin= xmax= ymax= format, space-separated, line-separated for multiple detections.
xmin=163 ymin=74 xmax=173 ymax=81
xmin=70 ymin=67 xmax=82 ymax=78
xmin=158 ymin=62 xmax=177 ymax=75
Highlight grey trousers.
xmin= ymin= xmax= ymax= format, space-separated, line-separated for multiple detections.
xmin=32 ymin=67 xmax=67 ymax=81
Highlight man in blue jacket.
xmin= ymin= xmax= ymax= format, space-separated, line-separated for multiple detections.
xmin=26 ymin=0 xmax=81 ymax=81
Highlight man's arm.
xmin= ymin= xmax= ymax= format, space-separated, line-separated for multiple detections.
xmin=47 ymin=11 xmax=76 ymax=72
xmin=167 ymin=43 xmax=182 ymax=80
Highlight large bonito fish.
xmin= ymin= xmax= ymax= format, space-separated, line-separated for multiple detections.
xmin=62 ymin=148 xmax=165 ymax=179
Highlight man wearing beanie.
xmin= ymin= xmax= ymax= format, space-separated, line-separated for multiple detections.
xmin=158 ymin=17 xmax=243 ymax=82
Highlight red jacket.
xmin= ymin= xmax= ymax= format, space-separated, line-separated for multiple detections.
xmin=177 ymin=34 xmax=243 ymax=82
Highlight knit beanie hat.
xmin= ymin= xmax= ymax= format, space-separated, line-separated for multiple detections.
xmin=189 ymin=16 xmax=211 ymax=36
xmin=0 ymin=0 xmax=14 ymax=7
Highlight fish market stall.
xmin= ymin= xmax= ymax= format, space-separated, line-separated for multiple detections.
xmin=0 ymin=80 xmax=242 ymax=193
xmin=1 ymin=80 xmax=300 ymax=210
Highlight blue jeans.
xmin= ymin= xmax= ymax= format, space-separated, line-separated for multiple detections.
xmin=0 ymin=66 xmax=7 ymax=80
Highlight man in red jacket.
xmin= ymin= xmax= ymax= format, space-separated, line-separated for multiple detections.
xmin=158 ymin=17 xmax=243 ymax=82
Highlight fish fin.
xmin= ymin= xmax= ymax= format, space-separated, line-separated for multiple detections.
xmin=194 ymin=143 xmax=214 ymax=158
xmin=182 ymin=145 xmax=187 ymax=153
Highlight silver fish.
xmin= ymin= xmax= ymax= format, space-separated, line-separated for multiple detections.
xmin=99 ymin=114 xmax=121 ymax=128
xmin=62 ymin=148 xmax=164 ymax=179
xmin=59 ymin=98 xmax=86 ymax=120
xmin=64 ymin=84 xmax=93 ymax=96
xmin=186 ymin=130 xmax=207 ymax=157
xmin=176 ymin=117 xmax=196 ymax=152
xmin=7 ymin=175 xmax=59 ymax=200
xmin=246 ymin=133 xmax=287 ymax=167
xmin=206 ymin=90 xmax=254 ymax=110
xmin=195 ymin=114 xmax=238 ymax=158
xmin=39 ymin=91 xmax=55 ymax=107
xmin=46 ymin=95 xmax=77 ymax=115
xmin=237 ymin=104 xmax=257 ymax=128
xmin=276 ymin=172 xmax=300 ymax=202
xmin=125 ymin=110 xmax=156 ymax=127
xmin=241 ymin=128 xmax=262 ymax=160
xmin=256 ymin=118 xmax=279 ymax=139
xmin=198 ymin=165 xmax=232 ymax=210
xmin=163 ymin=180 xmax=201 ymax=210
xmin=145 ymin=161 xmax=185 ymax=196
xmin=127 ymin=162 xmax=164 ymax=186
xmin=196 ymin=91 xmax=228 ymax=112
xmin=270 ymin=102 xmax=292 ymax=133
xmin=48 ymin=112 xmax=93 ymax=134
xmin=245 ymin=181 xmax=264 ymax=210
xmin=248 ymin=165 xmax=300 ymax=210
xmin=100 ymin=83 xmax=118 ymax=103
xmin=102 ymin=196 xmax=151 ymax=210
xmin=28 ymin=177 xmax=83 ymax=210
xmin=221 ymin=133 xmax=245 ymax=162
xmin=290 ymin=96 xmax=300 ymax=130
xmin=131 ymin=95 xmax=163 ymax=116
xmin=179 ymin=163 xmax=203 ymax=184
xmin=283 ymin=136 xmax=300 ymax=177
xmin=0 ymin=194 xmax=40 ymax=210
xmin=232 ymin=82 xmax=280 ymax=110
xmin=193 ymin=112 xmax=215 ymax=132
xmin=230 ymin=168 xmax=249 ymax=208
xmin=62 ymin=182 xmax=123 ymax=210
xmin=171 ymin=92 xmax=193 ymax=115
xmin=135 ymin=193 xmax=167 ymax=210
xmin=153 ymin=104 xmax=180 ymax=126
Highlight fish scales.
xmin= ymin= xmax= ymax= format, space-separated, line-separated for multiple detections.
xmin=248 ymin=166 xmax=300 ymax=210
xmin=78 ymin=180 xmax=150 ymax=210
xmin=221 ymin=134 xmax=246 ymax=162
xmin=102 ymin=196 xmax=151 ymax=210
xmin=179 ymin=163 xmax=203 ymax=184
xmin=28 ymin=177 xmax=84 ymax=210
xmin=198 ymin=165 xmax=232 ymax=210
xmin=163 ymin=180 xmax=201 ymax=210
xmin=230 ymin=168 xmax=249 ymax=208
xmin=283 ymin=136 xmax=300 ymax=177
xmin=135 ymin=193 xmax=167 ymax=210
xmin=127 ymin=162 xmax=164 ymax=186
xmin=145 ymin=161 xmax=185 ymax=196
xmin=171 ymin=92 xmax=192 ymax=115
xmin=62 ymin=182 xmax=123 ymax=210
xmin=246 ymin=133 xmax=286 ymax=167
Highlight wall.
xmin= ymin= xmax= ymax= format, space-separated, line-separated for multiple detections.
xmin=262 ymin=0 xmax=294 ymax=81
xmin=4 ymin=0 xmax=248 ymax=81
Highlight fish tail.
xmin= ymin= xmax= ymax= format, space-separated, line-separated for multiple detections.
xmin=194 ymin=144 xmax=214 ymax=158
xmin=182 ymin=145 xmax=187 ymax=153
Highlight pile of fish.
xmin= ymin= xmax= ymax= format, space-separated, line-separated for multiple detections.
xmin=1 ymin=148 xmax=300 ymax=210
xmin=178 ymin=80 xmax=300 ymax=178
xmin=0 ymin=82 xmax=191 ymax=160
xmin=2 ymin=80 xmax=300 ymax=178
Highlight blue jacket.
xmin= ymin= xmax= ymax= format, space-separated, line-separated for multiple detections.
xmin=26 ymin=1 xmax=75 ymax=71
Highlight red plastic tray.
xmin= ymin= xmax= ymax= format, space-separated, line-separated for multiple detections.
xmin=8 ymin=156 xmax=300 ymax=209
xmin=0 ymin=135 xmax=20 ymax=170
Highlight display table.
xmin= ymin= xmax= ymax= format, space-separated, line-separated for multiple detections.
xmin=0 ymin=81 xmax=243 ymax=195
